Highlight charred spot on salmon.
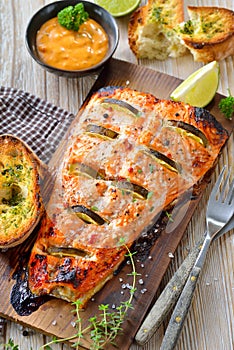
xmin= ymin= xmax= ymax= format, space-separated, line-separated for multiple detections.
xmin=56 ymin=267 xmax=77 ymax=284
xmin=69 ymin=162 xmax=105 ymax=179
xmin=194 ymin=108 xmax=230 ymax=137
xmin=85 ymin=124 xmax=119 ymax=140
xmin=113 ymin=180 xmax=149 ymax=200
xmin=72 ymin=205 xmax=108 ymax=225
xmin=144 ymin=148 xmax=182 ymax=173
xmin=47 ymin=246 xmax=90 ymax=259
xmin=48 ymin=226 xmax=55 ymax=236
xmin=35 ymin=254 xmax=46 ymax=262
xmin=29 ymin=254 xmax=47 ymax=273
xmin=167 ymin=120 xmax=208 ymax=147
xmin=101 ymin=98 xmax=141 ymax=117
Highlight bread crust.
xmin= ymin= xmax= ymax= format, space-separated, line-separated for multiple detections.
xmin=128 ymin=5 xmax=147 ymax=57
xmin=0 ymin=134 xmax=44 ymax=248
xmin=178 ymin=6 xmax=234 ymax=62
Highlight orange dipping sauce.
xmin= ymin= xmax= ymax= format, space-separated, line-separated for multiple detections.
xmin=36 ymin=17 xmax=109 ymax=70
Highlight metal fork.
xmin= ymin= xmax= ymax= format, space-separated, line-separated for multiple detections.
xmin=135 ymin=215 xmax=234 ymax=346
xmin=160 ymin=167 xmax=234 ymax=350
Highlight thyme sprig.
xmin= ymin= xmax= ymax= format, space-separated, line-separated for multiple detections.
xmin=2 ymin=338 xmax=19 ymax=350
xmin=40 ymin=240 xmax=139 ymax=350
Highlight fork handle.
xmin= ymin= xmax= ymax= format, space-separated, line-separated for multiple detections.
xmin=160 ymin=236 xmax=211 ymax=350
xmin=160 ymin=265 xmax=201 ymax=350
xmin=135 ymin=238 xmax=203 ymax=345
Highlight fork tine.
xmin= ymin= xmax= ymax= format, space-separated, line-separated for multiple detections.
xmin=208 ymin=166 xmax=226 ymax=203
xmin=218 ymin=170 xmax=230 ymax=202
xmin=226 ymin=178 xmax=234 ymax=205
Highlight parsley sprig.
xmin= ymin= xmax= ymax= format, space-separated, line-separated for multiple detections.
xmin=218 ymin=88 xmax=234 ymax=120
xmin=57 ymin=3 xmax=89 ymax=31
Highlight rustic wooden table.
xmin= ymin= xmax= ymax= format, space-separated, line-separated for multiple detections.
xmin=0 ymin=1 xmax=233 ymax=349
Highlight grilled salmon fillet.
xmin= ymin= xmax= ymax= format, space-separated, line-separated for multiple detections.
xmin=28 ymin=87 xmax=228 ymax=306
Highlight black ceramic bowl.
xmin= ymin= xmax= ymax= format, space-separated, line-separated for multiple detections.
xmin=26 ymin=0 xmax=119 ymax=78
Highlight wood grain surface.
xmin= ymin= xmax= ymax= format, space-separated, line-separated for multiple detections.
xmin=0 ymin=1 xmax=233 ymax=350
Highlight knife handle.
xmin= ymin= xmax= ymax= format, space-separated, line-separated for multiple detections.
xmin=135 ymin=217 xmax=234 ymax=347
xmin=135 ymin=239 xmax=203 ymax=346
xmin=160 ymin=233 xmax=213 ymax=350
xmin=160 ymin=265 xmax=201 ymax=350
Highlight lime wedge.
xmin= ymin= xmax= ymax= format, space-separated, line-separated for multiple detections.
xmin=170 ymin=61 xmax=220 ymax=108
xmin=95 ymin=0 xmax=141 ymax=17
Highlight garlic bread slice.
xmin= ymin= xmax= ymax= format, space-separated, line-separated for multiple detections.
xmin=0 ymin=134 xmax=44 ymax=248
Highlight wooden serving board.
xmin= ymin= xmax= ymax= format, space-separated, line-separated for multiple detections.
xmin=0 ymin=58 xmax=233 ymax=350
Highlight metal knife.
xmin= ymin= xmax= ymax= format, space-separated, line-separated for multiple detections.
xmin=135 ymin=215 xmax=234 ymax=346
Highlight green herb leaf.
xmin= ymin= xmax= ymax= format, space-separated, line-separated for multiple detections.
xmin=3 ymin=338 xmax=19 ymax=350
xmin=58 ymin=3 xmax=89 ymax=31
xmin=147 ymin=191 xmax=154 ymax=200
xmin=44 ymin=346 xmax=53 ymax=350
xmin=149 ymin=164 xmax=154 ymax=173
xmin=165 ymin=211 xmax=174 ymax=222
xmin=91 ymin=205 xmax=99 ymax=212
xmin=218 ymin=88 xmax=234 ymax=119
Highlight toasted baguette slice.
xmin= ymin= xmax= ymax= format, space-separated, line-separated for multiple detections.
xmin=177 ymin=6 xmax=234 ymax=62
xmin=128 ymin=0 xmax=187 ymax=59
xmin=0 ymin=135 xmax=44 ymax=248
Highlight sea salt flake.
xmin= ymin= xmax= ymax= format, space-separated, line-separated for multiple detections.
xmin=141 ymin=288 xmax=147 ymax=294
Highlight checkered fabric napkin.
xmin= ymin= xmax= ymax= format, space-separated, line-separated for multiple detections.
xmin=0 ymin=86 xmax=75 ymax=164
